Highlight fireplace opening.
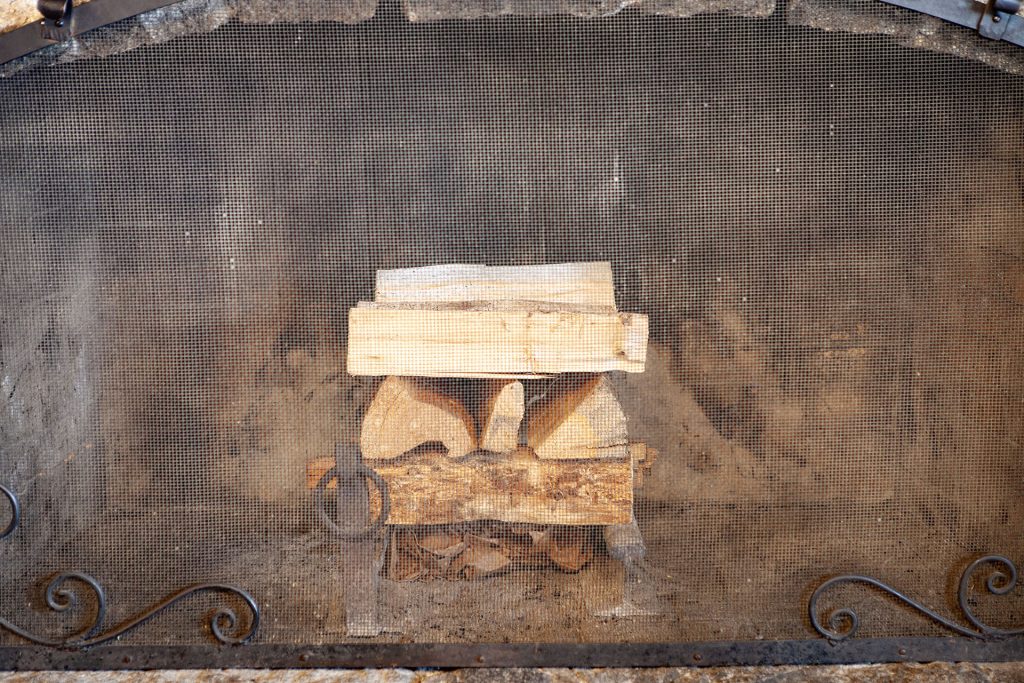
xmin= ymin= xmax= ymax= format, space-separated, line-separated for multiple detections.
xmin=0 ymin=0 xmax=1022 ymax=665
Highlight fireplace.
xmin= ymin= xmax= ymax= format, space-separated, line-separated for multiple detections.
xmin=0 ymin=0 xmax=1022 ymax=670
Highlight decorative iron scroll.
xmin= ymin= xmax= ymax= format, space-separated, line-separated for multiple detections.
xmin=0 ymin=485 xmax=19 ymax=541
xmin=0 ymin=483 xmax=259 ymax=648
xmin=810 ymin=555 xmax=1024 ymax=641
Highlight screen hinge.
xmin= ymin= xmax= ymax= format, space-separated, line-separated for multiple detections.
xmin=37 ymin=0 xmax=73 ymax=43
xmin=879 ymin=0 xmax=1024 ymax=47
xmin=978 ymin=0 xmax=1023 ymax=39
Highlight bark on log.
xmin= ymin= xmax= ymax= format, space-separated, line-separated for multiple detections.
xmin=360 ymin=376 xmax=476 ymax=459
xmin=527 ymin=374 xmax=629 ymax=459
xmin=374 ymin=448 xmax=632 ymax=525
xmin=307 ymin=447 xmax=633 ymax=525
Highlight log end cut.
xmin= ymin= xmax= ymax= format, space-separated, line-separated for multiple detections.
xmin=527 ymin=374 xmax=629 ymax=460
xmin=360 ymin=376 xmax=477 ymax=459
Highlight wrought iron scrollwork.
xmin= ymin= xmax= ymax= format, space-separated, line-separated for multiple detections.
xmin=0 ymin=484 xmax=259 ymax=648
xmin=0 ymin=484 xmax=20 ymax=540
xmin=810 ymin=555 xmax=1024 ymax=641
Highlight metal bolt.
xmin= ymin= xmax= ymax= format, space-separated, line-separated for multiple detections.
xmin=693 ymin=653 xmax=703 ymax=662
xmin=899 ymin=648 xmax=907 ymax=656
xmin=993 ymin=14 xmax=1002 ymax=21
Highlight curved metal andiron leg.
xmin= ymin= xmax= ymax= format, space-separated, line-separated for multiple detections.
xmin=314 ymin=443 xmax=396 ymax=637
xmin=0 ymin=484 xmax=259 ymax=648
xmin=808 ymin=555 xmax=1024 ymax=642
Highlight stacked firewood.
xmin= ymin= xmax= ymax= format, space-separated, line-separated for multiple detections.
xmin=307 ymin=262 xmax=653 ymax=579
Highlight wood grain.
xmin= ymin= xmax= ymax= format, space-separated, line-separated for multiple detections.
xmin=307 ymin=447 xmax=633 ymax=525
xmin=478 ymin=379 xmax=524 ymax=453
xmin=374 ymin=262 xmax=617 ymax=309
xmin=360 ymin=376 xmax=476 ymax=459
xmin=374 ymin=449 xmax=632 ymax=525
xmin=346 ymin=306 xmax=647 ymax=377
xmin=527 ymin=374 xmax=629 ymax=459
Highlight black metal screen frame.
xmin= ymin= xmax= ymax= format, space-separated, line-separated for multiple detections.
xmin=1 ymin=638 xmax=1023 ymax=669
xmin=2 ymin=0 xmax=1023 ymax=67
xmin=0 ymin=0 xmax=181 ymax=65
xmin=0 ymin=482 xmax=1022 ymax=669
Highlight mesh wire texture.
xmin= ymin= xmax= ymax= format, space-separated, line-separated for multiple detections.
xmin=0 ymin=4 xmax=1022 ymax=646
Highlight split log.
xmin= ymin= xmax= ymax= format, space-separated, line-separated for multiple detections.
xmin=347 ymin=306 xmax=647 ymax=377
xmin=477 ymin=380 xmax=524 ymax=453
xmin=306 ymin=447 xmax=633 ymax=525
xmin=527 ymin=375 xmax=629 ymax=460
xmin=359 ymin=376 xmax=476 ymax=459
xmin=374 ymin=262 xmax=617 ymax=310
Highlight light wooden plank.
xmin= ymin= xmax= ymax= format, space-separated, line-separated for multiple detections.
xmin=346 ymin=306 xmax=648 ymax=377
xmin=374 ymin=262 xmax=617 ymax=310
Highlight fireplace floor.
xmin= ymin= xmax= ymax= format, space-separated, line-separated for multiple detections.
xmin=0 ymin=497 xmax=971 ymax=646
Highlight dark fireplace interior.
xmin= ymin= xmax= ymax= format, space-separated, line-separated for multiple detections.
xmin=0 ymin=0 xmax=1022 ymax=653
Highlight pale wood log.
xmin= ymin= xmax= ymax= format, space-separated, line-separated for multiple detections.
xmin=359 ymin=376 xmax=476 ymax=459
xmin=375 ymin=262 xmax=616 ymax=310
xmin=527 ymin=374 xmax=629 ymax=459
xmin=346 ymin=306 xmax=647 ymax=377
xmin=478 ymin=380 xmax=524 ymax=453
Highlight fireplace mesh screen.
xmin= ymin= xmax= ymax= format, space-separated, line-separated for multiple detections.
xmin=0 ymin=4 xmax=1022 ymax=647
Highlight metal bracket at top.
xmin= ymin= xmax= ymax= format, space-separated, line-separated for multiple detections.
xmin=0 ymin=0 xmax=1020 ymax=68
xmin=979 ymin=0 xmax=1023 ymax=40
xmin=880 ymin=0 xmax=1024 ymax=47
xmin=37 ymin=0 xmax=74 ymax=43
xmin=1 ymin=0 xmax=183 ymax=67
